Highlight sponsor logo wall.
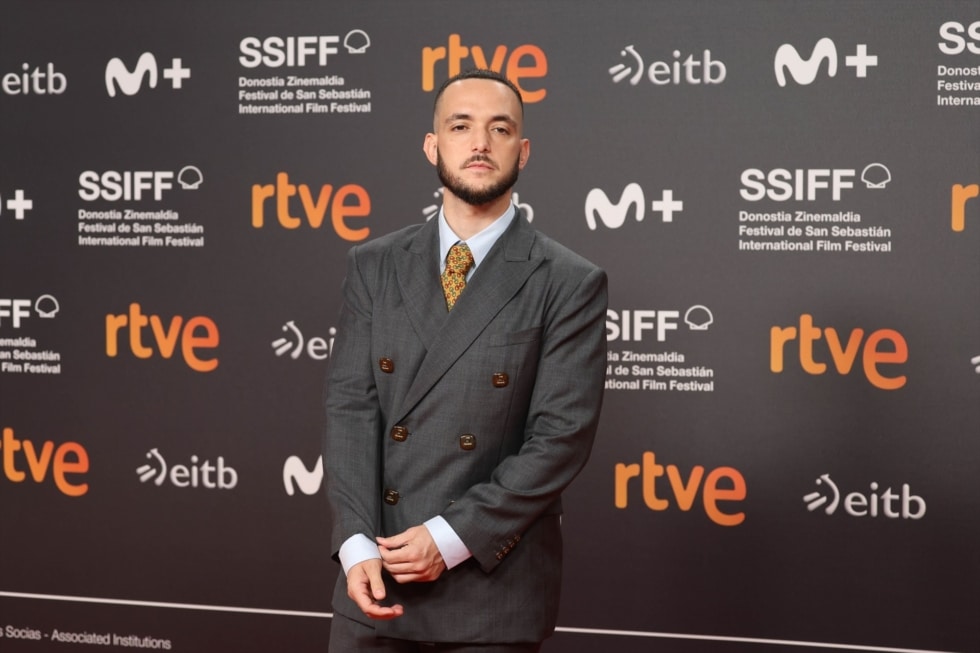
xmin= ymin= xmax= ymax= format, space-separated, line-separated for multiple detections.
xmin=1 ymin=2 xmax=977 ymax=653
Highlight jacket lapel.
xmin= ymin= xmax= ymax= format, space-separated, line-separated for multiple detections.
xmin=393 ymin=218 xmax=447 ymax=351
xmin=393 ymin=211 xmax=542 ymax=423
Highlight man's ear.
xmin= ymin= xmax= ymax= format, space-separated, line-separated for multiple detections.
xmin=518 ymin=138 xmax=530 ymax=169
xmin=423 ymin=133 xmax=438 ymax=165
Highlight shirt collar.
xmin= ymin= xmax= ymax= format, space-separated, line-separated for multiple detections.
xmin=438 ymin=201 xmax=517 ymax=273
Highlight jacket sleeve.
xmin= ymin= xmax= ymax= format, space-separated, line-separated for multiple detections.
xmin=322 ymin=245 xmax=383 ymax=559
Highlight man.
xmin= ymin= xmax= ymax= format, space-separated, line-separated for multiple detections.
xmin=323 ymin=68 xmax=607 ymax=652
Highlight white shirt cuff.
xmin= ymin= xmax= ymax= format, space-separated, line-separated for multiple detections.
xmin=338 ymin=533 xmax=381 ymax=576
xmin=424 ymin=516 xmax=472 ymax=569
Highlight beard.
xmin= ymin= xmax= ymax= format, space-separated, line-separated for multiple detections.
xmin=437 ymin=150 xmax=521 ymax=207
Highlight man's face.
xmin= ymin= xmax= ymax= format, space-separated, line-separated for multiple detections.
xmin=424 ymin=78 xmax=530 ymax=208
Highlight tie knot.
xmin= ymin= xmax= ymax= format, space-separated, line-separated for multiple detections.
xmin=445 ymin=242 xmax=474 ymax=275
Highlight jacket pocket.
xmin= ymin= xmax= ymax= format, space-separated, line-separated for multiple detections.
xmin=488 ymin=326 xmax=542 ymax=347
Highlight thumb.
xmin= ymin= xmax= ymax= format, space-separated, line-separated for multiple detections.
xmin=365 ymin=563 xmax=387 ymax=600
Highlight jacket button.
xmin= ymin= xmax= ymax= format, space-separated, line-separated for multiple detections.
xmin=379 ymin=357 xmax=395 ymax=373
xmin=459 ymin=434 xmax=476 ymax=451
xmin=391 ymin=425 xmax=409 ymax=442
xmin=383 ymin=489 xmax=400 ymax=505
xmin=491 ymin=372 xmax=509 ymax=388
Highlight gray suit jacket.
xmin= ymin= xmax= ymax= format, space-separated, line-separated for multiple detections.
xmin=323 ymin=210 xmax=607 ymax=643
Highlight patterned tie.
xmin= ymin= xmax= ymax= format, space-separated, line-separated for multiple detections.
xmin=441 ymin=242 xmax=474 ymax=310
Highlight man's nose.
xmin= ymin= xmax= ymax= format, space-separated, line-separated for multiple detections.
xmin=471 ymin=131 xmax=490 ymax=152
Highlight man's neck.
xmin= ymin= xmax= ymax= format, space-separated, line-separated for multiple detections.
xmin=442 ymin=191 xmax=512 ymax=241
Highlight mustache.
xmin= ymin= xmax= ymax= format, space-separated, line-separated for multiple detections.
xmin=462 ymin=155 xmax=496 ymax=169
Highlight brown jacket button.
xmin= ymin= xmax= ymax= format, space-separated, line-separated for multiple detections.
xmin=383 ymin=489 xmax=400 ymax=505
xmin=391 ymin=425 xmax=408 ymax=442
xmin=379 ymin=357 xmax=394 ymax=373
xmin=492 ymin=372 xmax=509 ymax=388
xmin=459 ymin=434 xmax=476 ymax=450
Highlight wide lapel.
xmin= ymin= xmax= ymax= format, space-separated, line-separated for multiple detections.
xmin=393 ymin=212 xmax=543 ymax=423
xmin=392 ymin=218 xmax=447 ymax=351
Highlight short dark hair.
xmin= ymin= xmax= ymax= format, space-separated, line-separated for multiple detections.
xmin=432 ymin=68 xmax=524 ymax=117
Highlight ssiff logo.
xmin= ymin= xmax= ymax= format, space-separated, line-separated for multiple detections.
xmin=0 ymin=295 xmax=59 ymax=329
xmin=585 ymin=183 xmax=683 ymax=230
xmin=79 ymin=166 xmax=202 ymax=202
xmin=804 ymin=473 xmax=925 ymax=519
xmin=606 ymin=306 xmax=713 ymax=343
xmin=105 ymin=52 xmax=191 ymax=97
xmin=740 ymin=164 xmax=891 ymax=202
xmin=609 ymin=45 xmax=726 ymax=85
xmin=774 ymin=38 xmax=878 ymax=86
xmin=239 ymin=30 xmax=371 ymax=68
xmin=422 ymin=34 xmax=547 ymax=103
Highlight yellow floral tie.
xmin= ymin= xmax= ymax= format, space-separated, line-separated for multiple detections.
xmin=441 ymin=242 xmax=474 ymax=310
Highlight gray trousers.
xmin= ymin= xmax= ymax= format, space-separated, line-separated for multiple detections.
xmin=329 ymin=613 xmax=543 ymax=653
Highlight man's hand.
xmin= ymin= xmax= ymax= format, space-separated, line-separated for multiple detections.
xmin=377 ymin=525 xmax=447 ymax=583
xmin=346 ymin=558 xmax=404 ymax=620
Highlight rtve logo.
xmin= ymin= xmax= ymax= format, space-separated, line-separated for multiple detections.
xmin=939 ymin=21 xmax=980 ymax=55
xmin=774 ymin=37 xmax=878 ymax=86
xmin=606 ymin=306 xmax=713 ymax=343
xmin=952 ymin=183 xmax=978 ymax=232
xmin=283 ymin=454 xmax=323 ymax=496
xmin=615 ymin=451 xmax=746 ymax=526
xmin=272 ymin=320 xmax=336 ymax=361
xmin=609 ymin=45 xmax=726 ymax=86
xmin=137 ymin=447 xmax=238 ymax=489
xmin=105 ymin=53 xmax=190 ymax=97
xmin=1 ymin=426 xmax=89 ymax=497
xmin=770 ymin=314 xmax=908 ymax=390
xmin=804 ymin=473 xmax=926 ymax=520
xmin=585 ymin=183 xmax=683 ymax=230
xmin=251 ymin=172 xmax=370 ymax=241
xmin=0 ymin=187 xmax=34 ymax=221
xmin=2 ymin=62 xmax=66 ymax=95
xmin=0 ymin=295 xmax=59 ymax=329
xmin=740 ymin=164 xmax=891 ymax=202
xmin=79 ymin=166 xmax=203 ymax=202
xmin=105 ymin=303 xmax=219 ymax=373
xmin=422 ymin=34 xmax=548 ymax=103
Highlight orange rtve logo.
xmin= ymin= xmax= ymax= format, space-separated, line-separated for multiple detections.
xmin=614 ymin=451 xmax=746 ymax=527
xmin=105 ymin=302 xmax=219 ymax=373
xmin=251 ymin=172 xmax=370 ymax=241
xmin=422 ymin=34 xmax=548 ymax=103
xmin=1 ymin=426 xmax=89 ymax=497
xmin=770 ymin=313 xmax=908 ymax=390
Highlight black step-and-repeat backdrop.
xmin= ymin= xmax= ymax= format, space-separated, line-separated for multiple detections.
xmin=2 ymin=2 xmax=978 ymax=652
